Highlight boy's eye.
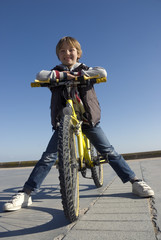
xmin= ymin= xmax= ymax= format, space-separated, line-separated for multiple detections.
xmin=70 ymin=48 xmax=76 ymax=52
xmin=59 ymin=48 xmax=76 ymax=54
xmin=60 ymin=49 xmax=65 ymax=53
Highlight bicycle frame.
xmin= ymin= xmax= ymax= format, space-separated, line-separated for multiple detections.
xmin=66 ymin=98 xmax=94 ymax=170
xmin=31 ymin=74 xmax=107 ymax=169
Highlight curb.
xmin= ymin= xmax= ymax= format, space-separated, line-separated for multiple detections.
xmin=0 ymin=150 xmax=161 ymax=168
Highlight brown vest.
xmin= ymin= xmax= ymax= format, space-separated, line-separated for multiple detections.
xmin=50 ymin=64 xmax=101 ymax=129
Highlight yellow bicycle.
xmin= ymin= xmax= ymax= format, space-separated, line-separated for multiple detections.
xmin=31 ymin=75 xmax=108 ymax=222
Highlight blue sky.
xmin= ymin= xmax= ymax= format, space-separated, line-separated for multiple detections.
xmin=0 ymin=0 xmax=161 ymax=162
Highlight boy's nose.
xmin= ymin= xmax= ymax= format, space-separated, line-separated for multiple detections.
xmin=66 ymin=50 xmax=70 ymax=55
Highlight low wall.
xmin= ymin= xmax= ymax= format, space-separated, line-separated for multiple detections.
xmin=0 ymin=150 xmax=161 ymax=168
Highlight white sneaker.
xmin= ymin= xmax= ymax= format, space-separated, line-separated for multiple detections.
xmin=3 ymin=191 xmax=32 ymax=211
xmin=132 ymin=180 xmax=154 ymax=197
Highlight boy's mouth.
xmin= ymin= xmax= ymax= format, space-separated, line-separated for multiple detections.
xmin=65 ymin=57 xmax=72 ymax=61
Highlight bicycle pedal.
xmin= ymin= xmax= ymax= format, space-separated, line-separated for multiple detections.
xmin=99 ymin=159 xmax=109 ymax=164
xmin=93 ymin=157 xmax=109 ymax=166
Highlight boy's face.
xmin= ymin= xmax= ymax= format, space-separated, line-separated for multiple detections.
xmin=58 ymin=42 xmax=78 ymax=68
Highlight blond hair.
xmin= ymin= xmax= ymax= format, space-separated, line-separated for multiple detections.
xmin=56 ymin=36 xmax=82 ymax=61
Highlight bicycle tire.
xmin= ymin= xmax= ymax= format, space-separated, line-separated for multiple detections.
xmin=58 ymin=115 xmax=79 ymax=222
xmin=90 ymin=144 xmax=104 ymax=188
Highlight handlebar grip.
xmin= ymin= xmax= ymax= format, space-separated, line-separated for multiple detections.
xmin=31 ymin=78 xmax=59 ymax=88
xmin=31 ymin=82 xmax=41 ymax=87
xmin=96 ymin=77 xmax=107 ymax=84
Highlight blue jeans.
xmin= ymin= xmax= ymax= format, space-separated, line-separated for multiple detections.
xmin=24 ymin=123 xmax=135 ymax=192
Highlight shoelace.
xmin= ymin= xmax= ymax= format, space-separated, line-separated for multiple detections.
xmin=9 ymin=192 xmax=24 ymax=203
xmin=138 ymin=181 xmax=151 ymax=190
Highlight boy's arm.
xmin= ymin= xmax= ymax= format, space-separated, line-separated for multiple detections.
xmin=36 ymin=70 xmax=67 ymax=81
xmin=36 ymin=70 xmax=75 ymax=81
xmin=72 ymin=67 xmax=107 ymax=79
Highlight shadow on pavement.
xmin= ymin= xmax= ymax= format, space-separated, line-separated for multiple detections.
xmin=0 ymin=185 xmax=70 ymax=238
xmin=0 ymin=206 xmax=69 ymax=238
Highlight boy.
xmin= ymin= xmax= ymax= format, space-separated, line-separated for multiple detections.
xmin=3 ymin=36 xmax=154 ymax=211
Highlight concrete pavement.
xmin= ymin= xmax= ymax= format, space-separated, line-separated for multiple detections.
xmin=0 ymin=158 xmax=161 ymax=240
xmin=63 ymin=177 xmax=155 ymax=240
xmin=59 ymin=158 xmax=161 ymax=240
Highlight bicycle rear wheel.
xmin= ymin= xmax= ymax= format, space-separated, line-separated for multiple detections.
xmin=90 ymin=144 xmax=104 ymax=188
xmin=58 ymin=115 xmax=79 ymax=222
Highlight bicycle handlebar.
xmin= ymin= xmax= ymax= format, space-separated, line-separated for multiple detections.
xmin=31 ymin=75 xmax=107 ymax=88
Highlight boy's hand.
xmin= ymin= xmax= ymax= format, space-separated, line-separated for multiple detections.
xmin=63 ymin=71 xmax=76 ymax=80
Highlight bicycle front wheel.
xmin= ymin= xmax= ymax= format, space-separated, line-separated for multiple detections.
xmin=58 ymin=115 xmax=79 ymax=222
xmin=91 ymin=144 xmax=104 ymax=188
